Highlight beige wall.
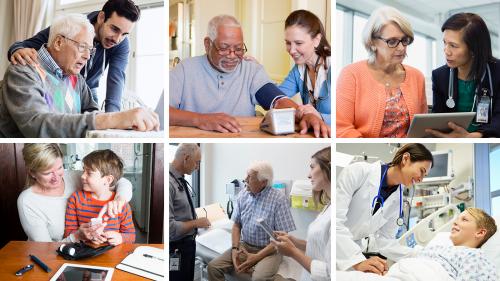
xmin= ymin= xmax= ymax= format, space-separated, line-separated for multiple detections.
xmin=0 ymin=1 xmax=14 ymax=78
xmin=435 ymin=143 xmax=474 ymax=189
xmin=193 ymin=0 xmax=236 ymax=56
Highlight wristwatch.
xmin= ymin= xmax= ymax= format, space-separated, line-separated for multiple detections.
xmin=231 ymin=246 xmax=239 ymax=251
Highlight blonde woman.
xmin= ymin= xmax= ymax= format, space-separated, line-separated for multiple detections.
xmin=337 ymin=6 xmax=427 ymax=138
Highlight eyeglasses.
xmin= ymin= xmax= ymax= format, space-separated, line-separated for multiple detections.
xmin=210 ymin=39 xmax=247 ymax=57
xmin=60 ymin=35 xmax=96 ymax=55
xmin=375 ymin=36 xmax=413 ymax=48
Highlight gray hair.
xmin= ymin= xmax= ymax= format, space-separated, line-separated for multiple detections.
xmin=175 ymin=143 xmax=200 ymax=160
xmin=48 ymin=13 xmax=95 ymax=48
xmin=207 ymin=15 xmax=241 ymax=41
xmin=362 ymin=6 xmax=414 ymax=63
xmin=248 ymin=161 xmax=273 ymax=186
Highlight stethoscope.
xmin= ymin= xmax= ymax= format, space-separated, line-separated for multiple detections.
xmin=302 ymin=56 xmax=330 ymax=107
xmin=446 ymin=64 xmax=493 ymax=116
xmin=371 ymin=165 xmax=404 ymax=227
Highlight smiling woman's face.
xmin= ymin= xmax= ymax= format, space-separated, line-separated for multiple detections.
xmin=32 ymin=157 xmax=64 ymax=189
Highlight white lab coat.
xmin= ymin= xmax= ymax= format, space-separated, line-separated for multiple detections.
xmin=336 ymin=161 xmax=415 ymax=270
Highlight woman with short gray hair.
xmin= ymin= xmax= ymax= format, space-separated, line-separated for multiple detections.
xmin=337 ymin=6 xmax=427 ymax=138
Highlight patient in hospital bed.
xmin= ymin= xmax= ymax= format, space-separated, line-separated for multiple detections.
xmin=409 ymin=208 xmax=497 ymax=281
xmin=338 ymin=208 xmax=498 ymax=281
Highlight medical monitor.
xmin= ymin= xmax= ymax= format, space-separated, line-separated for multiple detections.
xmin=422 ymin=150 xmax=454 ymax=184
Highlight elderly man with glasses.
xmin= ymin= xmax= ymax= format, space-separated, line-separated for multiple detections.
xmin=7 ymin=0 xmax=140 ymax=112
xmin=0 ymin=13 xmax=159 ymax=138
xmin=170 ymin=15 xmax=330 ymax=138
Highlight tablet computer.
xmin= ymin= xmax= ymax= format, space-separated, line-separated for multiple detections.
xmin=50 ymin=263 xmax=114 ymax=281
xmin=256 ymin=218 xmax=277 ymax=240
xmin=407 ymin=112 xmax=476 ymax=138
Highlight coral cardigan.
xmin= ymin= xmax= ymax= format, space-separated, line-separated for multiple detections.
xmin=336 ymin=60 xmax=428 ymax=138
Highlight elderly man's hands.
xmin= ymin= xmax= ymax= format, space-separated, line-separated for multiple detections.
xmin=10 ymin=48 xmax=39 ymax=65
xmin=194 ymin=112 xmax=242 ymax=133
xmin=235 ymin=248 xmax=261 ymax=273
xmin=298 ymin=113 xmax=330 ymax=138
xmin=96 ymin=107 xmax=160 ymax=131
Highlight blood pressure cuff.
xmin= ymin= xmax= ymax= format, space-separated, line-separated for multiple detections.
xmin=57 ymin=241 xmax=114 ymax=260
xmin=255 ymin=83 xmax=287 ymax=110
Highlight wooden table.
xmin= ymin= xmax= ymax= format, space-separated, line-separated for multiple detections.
xmin=169 ymin=116 xmax=324 ymax=138
xmin=0 ymin=241 xmax=164 ymax=280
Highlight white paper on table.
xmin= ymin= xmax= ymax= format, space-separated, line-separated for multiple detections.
xmin=196 ymin=228 xmax=232 ymax=254
xmin=116 ymin=246 xmax=164 ymax=280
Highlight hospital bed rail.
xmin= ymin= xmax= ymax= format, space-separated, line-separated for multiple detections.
xmin=399 ymin=204 xmax=460 ymax=248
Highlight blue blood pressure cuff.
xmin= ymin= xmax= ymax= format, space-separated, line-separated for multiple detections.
xmin=255 ymin=83 xmax=287 ymax=110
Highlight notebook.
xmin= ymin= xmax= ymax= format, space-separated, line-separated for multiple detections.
xmin=115 ymin=246 xmax=164 ymax=280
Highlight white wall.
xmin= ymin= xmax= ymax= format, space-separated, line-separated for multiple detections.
xmin=0 ymin=0 xmax=14 ymax=78
xmin=200 ymin=143 xmax=330 ymax=206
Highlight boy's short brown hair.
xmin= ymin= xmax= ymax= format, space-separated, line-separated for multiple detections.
xmin=466 ymin=207 xmax=497 ymax=247
xmin=82 ymin=149 xmax=124 ymax=188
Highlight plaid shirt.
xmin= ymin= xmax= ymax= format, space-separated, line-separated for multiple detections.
xmin=232 ymin=186 xmax=296 ymax=247
xmin=38 ymin=45 xmax=64 ymax=79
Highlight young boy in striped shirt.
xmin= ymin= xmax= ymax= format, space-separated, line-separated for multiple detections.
xmin=64 ymin=149 xmax=135 ymax=245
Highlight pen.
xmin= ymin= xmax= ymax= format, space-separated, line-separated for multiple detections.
xmin=29 ymin=254 xmax=52 ymax=273
xmin=15 ymin=264 xmax=34 ymax=276
xmin=143 ymin=253 xmax=164 ymax=261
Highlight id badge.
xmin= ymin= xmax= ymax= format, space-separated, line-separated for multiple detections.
xmin=476 ymin=94 xmax=490 ymax=124
xmin=169 ymin=249 xmax=181 ymax=271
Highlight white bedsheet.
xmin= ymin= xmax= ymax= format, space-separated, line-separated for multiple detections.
xmin=336 ymin=258 xmax=454 ymax=281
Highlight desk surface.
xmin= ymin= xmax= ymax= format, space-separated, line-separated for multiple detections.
xmin=86 ymin=129 xmax=165 ymax=138
xmin=0 ymin=241 xmax=164 ymax=280
xmin=169 ymin=117 xmax=321 ymax=138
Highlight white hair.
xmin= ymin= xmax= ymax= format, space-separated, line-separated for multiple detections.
xmin=362 ymin=6 xmax=414 ymax=63
xmin=207 ymin=15 xmax=241 ymax=41
xmin=175 ymin=143 xmax=200 ymax=160
xmin=48 ymin=13 xmax=95 ymax=48
xmin=248 ymin=161 xmax=273 ymax=186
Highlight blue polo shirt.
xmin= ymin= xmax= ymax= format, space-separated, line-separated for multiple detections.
xmin=169 ymin=55 xmax=285 ymax=116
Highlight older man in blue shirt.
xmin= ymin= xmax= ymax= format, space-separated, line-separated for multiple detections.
xmin=170 ymin=15 xmax=330 ymax=138
xmin=207 ymin=161 xmax=296 ymax=281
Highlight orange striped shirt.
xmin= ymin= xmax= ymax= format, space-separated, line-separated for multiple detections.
xmin=64 ymin=190 xmax=135 ymax=243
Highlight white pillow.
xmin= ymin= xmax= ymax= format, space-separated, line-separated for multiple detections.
xmin=481 ymin=216 xmax=500 ymax=277
xmin=426 ymin=231 xmax=453 ymax=248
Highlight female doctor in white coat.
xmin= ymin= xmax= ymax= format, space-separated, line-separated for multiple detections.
xmin=336 ymin=143 xmax=433 ymax=275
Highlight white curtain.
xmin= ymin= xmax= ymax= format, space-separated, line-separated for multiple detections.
xmin=13 ymin=0 xmax=48 ymax=41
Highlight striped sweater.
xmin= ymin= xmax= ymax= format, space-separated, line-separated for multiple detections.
xmin=64 ymin=190 xmax=135 ymax=243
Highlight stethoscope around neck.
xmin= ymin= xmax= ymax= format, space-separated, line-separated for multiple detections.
xmin=446 ymin=64 xmax=493 ymax=114
xmin=302 ymin=55 xmax=330 ymax=106
xmin=371 ymin=165 xmax=404 ymax=227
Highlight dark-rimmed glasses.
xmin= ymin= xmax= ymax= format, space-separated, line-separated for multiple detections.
xmin=375 ymin=36 xmax=413 ymax=48
xmin=209 ymin=39 xmax=247 ymax=57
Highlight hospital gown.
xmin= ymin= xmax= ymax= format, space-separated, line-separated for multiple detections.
xmin=418 ymin=244 xmax=498 ymax=281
